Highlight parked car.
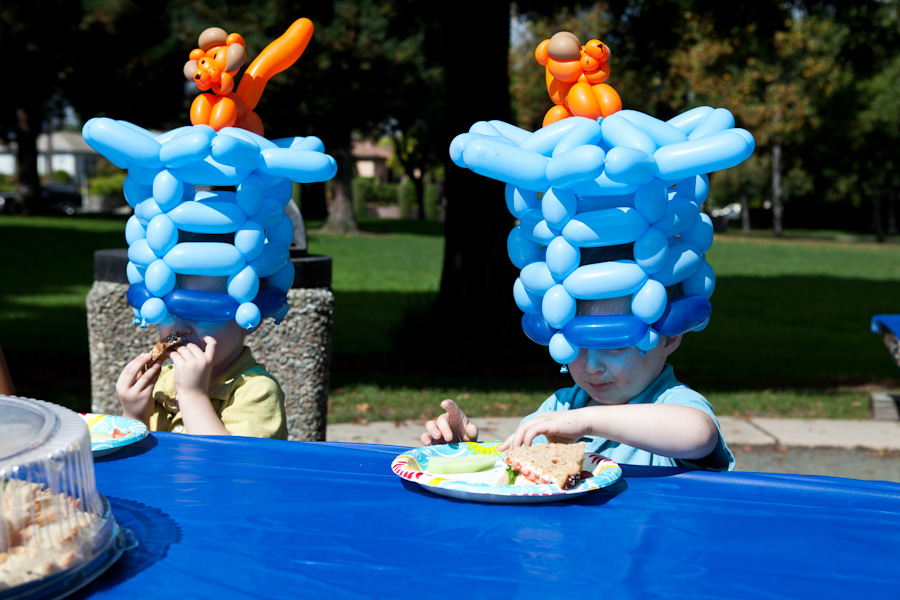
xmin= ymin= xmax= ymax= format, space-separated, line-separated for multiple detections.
xmin=41 ymin=184 xmax=81 ymax=215
xmin=0 ymin=185 xmax=82 ymax=215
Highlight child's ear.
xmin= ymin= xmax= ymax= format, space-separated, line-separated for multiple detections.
xmin=660 ymin=333 xmax=683 ymax=356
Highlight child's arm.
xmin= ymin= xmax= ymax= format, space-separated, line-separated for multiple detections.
xmin=420 ymin=399 xmax=479 ymax=446
xmin=500 ymin=404 xmax=719 ymax=460
xmin=115 ymin=353 xmax=161 ymax=426
xmin=170 ymin=337 xmax=231 ymax=436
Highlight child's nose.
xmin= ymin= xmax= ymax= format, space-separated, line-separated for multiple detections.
xmin=584 ymin=350 xmax=606 ymax=373
xmin=173 ymin=318 xmax=193 ymax=336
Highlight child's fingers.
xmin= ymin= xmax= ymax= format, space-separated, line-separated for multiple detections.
xmin=436 ymin=414 xmax=456 ymax=442
xmin=464 ymin=421 xmax=478 ymax=442
xmin=124 ymin=353 xmax=151 ymax=375
xmin=508 ymin=421 xmax=539 ymax=450
xmin=172 ymin=343 xmax=204 ymax=364
xmin=118 ymin=354 xmax=150 ymax=388
xmin=137 ymin=361 xmax=161 ymax=386
xmin=202 ymin=336 xmax=217 ymax=359
xmin=440 ymin=398 xmax=461 ymax=418
xmin=423 ymin=419 xmax=443 ymax=444
xmin=177 ymin=343 xmax=203 ymax=358
xmin=522 ymin=427 xmax=539 ymax=447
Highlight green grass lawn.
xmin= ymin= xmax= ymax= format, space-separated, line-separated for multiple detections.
xmin=1 ymin=214 xmax=898 ymax=423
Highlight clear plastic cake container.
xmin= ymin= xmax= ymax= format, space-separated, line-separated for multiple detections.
xmin=0 ymin=396 xmax=129 ymax=599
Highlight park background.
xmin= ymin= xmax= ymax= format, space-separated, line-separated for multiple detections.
xmin=1 ymin=0 xmax=899 ymax=427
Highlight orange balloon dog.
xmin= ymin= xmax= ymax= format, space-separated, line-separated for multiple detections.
xmin=184 ymin=18 xmax=314 ymax=136
xmin=535 ymin=32 xmax=622 ymax=127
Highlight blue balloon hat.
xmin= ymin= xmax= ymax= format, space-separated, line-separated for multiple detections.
xmin=450 ymin=107 xmax=754 ymax=364
xmin=84 ymin=121 xmax=336 ymax=330
xmin=82 ymin=19 xmax=337 ymax=331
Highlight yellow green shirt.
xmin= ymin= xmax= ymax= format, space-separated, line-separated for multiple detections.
xmin=150 ymin=347 xmax=287 ymax=439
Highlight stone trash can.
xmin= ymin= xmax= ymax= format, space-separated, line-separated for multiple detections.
xmin=86 ymin=248 xmax=334 ymax=441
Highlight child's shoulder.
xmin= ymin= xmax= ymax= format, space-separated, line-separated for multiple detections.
xmin=653 ymin=368 xmax=714 ymax=411
xmin=541 ymin=384 xmax=591 ymax=411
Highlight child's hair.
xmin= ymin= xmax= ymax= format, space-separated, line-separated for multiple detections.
xmin=575 ymin=244 xmax=635 ymax=317
xmin=574 ymin=243 xmax=684 ymax=318
xmin=175 ymin=231 xmax=231 ymax=296
xmin=176 ymin=273 xmax=228 ymax=295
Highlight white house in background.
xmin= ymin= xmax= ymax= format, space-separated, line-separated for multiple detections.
xmin=352 ymin=139 xmax=394 ymax=180
xmin=0 ymin=131 xmax=100 ymax=187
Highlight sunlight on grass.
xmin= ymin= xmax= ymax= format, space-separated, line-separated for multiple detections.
xmin=2 ymin=215 xmax=898 ymax=419
xmin=307 ymin=226 xmax=443 ymax=355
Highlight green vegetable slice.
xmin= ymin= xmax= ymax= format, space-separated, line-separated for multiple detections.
xmin=426 ymin=455 xmax=499 ymax=474
xmin=505 ymin=465 xmax=519 ymax=485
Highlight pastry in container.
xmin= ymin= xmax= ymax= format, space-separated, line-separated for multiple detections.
xmin=0 ymin=395 xmax=130 ymax=599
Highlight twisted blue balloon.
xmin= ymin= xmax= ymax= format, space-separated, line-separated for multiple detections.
xmin=450 ymin=107 xmax=754 ymax=363
xmin=84 ymin=118 xmax=337 ymax=330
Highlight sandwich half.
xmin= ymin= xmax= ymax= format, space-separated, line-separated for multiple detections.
xmin=143 ymin=333 xmax=183 ymax=373
xmin=503 ymin=441 xmax=586 ymax=489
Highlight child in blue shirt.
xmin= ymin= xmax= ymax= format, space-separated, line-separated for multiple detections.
xmin=420 ymin=247 xmax=734 ymax=471
xmin=421 ymin=334 xmax=733 ymax=470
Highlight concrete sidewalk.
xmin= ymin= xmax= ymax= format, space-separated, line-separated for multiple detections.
xmin=327 ymin=416 xmax=900 ymax=482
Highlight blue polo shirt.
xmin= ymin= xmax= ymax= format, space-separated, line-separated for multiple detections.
xmin=523 ymin=364 xmax=735 ymax=470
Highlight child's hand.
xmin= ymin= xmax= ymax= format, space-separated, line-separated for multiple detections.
xmin=420 ymin=399 xmax=479 ymax=446
xmin=170 ymin=336 xmax=216 ymax=400
xmin=499 ymin=411 xmax=589 ymax=451
xmin=170 ymin=336 xmax=230 ymax=436
xmin=115 ymin=353 xmax=160 ymax=426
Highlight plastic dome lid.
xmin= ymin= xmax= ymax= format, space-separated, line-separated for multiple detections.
xmin=0 ymin=396 xmax=58 ymax=464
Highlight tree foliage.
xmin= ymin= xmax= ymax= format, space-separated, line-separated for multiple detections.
xmin=509 ymin=1 xmax=900 ymax=238
xmin=0 ymin=0 xmax=84 ymax=213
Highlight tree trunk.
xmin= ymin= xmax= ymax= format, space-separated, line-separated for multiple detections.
xmin=431 ymin=0 xmax=522 ymax=367
xmin=411 ymin=173 xmax=425 ymax=220
xmin=740 ymin=187 xmax=751 ymax=232
xmin=322 ymin=138 xmax=359 ymax=234
xmin=872 ymin=194 xmax=885 ymax=243
xmin=888 ymin=194 xmax=897 ymax=237
xmin=13 ymin=106 xmax=42 ymax=215
xmin=771 ymin=141 xmax=783 ymax=239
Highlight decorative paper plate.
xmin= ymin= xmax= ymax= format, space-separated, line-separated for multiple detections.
xmin=391 ymin=441 xmax=622 ymax=504
xmin=80 ymin=413 xmax=149 ymax=457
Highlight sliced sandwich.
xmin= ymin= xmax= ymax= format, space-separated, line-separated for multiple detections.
xmin=502 ymin=441 xmax=586 ymax=489
xmin=143 ymin=333 xmax=183 ymax=372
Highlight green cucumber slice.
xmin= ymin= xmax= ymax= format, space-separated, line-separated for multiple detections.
xmin=426 ymin=455 xmax=499 ymax=474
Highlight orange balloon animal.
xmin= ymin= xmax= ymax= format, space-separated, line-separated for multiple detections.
xmin=535 ymin=31 xmax=622 ymax=127
xmin=184 ymin=18 xmax=314 ymax=136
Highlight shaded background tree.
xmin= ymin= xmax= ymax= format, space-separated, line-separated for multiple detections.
xmin=4 ymin=0 xmax=900 ymax=400
xmin=429 ymin=0 xmax=527 ymax=370
xmin=0 ymin=0 xmax=84 ymax=214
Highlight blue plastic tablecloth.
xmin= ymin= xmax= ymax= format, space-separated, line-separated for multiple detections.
xmin=871 ymin=314 xmax=900 ymax=335
xmin=71 ymin=433 xmax=900 ymax=599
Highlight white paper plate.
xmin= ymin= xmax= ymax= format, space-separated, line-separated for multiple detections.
xmin=391 ymin=441 xmax=622 ymax=504
xmin=80 ymin=413 xmax=148 ymax=457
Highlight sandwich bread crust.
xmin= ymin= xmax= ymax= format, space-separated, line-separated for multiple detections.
xmin=503 ymin=441 xmax=586 ymax=489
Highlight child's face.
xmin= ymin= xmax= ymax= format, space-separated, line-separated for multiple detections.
xmin=159 ymin=317 xmax=248 ymax=376
xmin=158 ymin=274 xmax=249 ymax=375
xmin=568 ymin=294 xmax=681 ymax=404
xmin=567 ymin=341 xmax=674 ymax=405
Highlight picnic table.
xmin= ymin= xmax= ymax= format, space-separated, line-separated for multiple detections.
xmin=71 ymin=433 xmax=900 ymax=599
